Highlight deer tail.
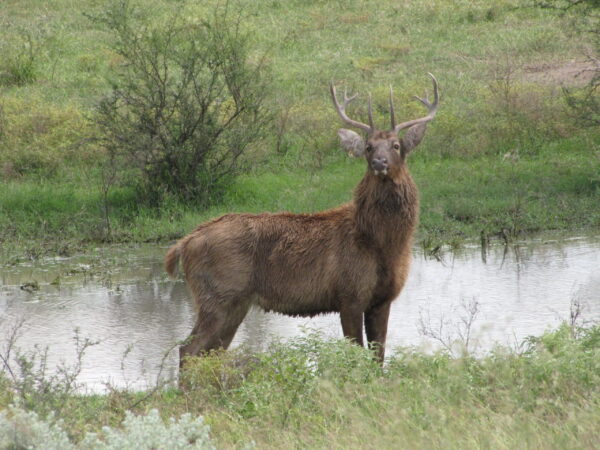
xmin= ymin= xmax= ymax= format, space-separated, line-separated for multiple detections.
xmin=165 ymin=241 xmax=182 ymax=278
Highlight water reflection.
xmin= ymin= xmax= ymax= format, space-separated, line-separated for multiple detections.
xmin=1 ymin=236 xmax=599 ymax=391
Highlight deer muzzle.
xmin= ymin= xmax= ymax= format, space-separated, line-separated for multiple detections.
xmin=371 ymin=157 xmax=388 ymax=173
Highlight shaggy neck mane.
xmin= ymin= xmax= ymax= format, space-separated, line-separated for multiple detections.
xmin=352 ymin=166 xmax=419 ymax=252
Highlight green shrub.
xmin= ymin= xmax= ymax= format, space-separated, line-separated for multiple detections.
xmin=91 ymin=0 xmax=272 ymax=206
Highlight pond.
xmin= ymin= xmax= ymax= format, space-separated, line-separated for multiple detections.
xmin=1 ymin=234 xmax=599 ymax=391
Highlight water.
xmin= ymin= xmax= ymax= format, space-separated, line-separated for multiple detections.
xmin=1 ymin=235 xmax=599 ymax=391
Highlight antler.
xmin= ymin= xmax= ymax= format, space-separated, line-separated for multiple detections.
xmin=330 ymin=82 xmax=373 ymax=133
xmin=393 ymin=73 xmax=439 ymax=133
xmin=389 ymin=85 xmax=396 ymax=130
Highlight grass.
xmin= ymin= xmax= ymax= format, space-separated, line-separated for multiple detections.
xmin=2 ymin=130 xmax=599 ymax=261
xmin=1 ymin=324 xmax=599 ymax=448
xmin=1 ymin=0 xmax=598 ymax=259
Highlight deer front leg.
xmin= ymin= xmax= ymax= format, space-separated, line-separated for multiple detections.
xmin=364 ymin=301 xmax=392 ymax=363
xmin=340 ymin=308 xmax=364 ymax=347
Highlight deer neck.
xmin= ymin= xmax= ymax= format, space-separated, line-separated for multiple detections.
xmin=352 ymin=167 xmax=419 ymax=250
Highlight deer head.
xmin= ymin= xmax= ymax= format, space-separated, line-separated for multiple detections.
xmin=330 ymin=74 xmax=439 ymax=177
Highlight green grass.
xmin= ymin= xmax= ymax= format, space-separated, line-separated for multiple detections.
xmin=2 ymin=131 xmax=599 ymax=261
xmin=0 ymin=0 xmax=598 ymax=257
xmin=1 ymin=324 xmax=599 ymax=448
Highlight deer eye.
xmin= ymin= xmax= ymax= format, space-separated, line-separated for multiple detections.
xmin=365 ymin=144 xmax=373 ymax=153
xmin=393 ymin=143 xmax=400 ymax=150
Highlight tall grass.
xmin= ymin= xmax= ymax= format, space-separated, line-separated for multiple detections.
xmin=0 ymin=0 xmax=589 ymax=161
xmin=1 ymin=324 xmax=599 ymax=448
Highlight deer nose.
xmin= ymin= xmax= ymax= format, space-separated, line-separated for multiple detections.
xmin=371 ymin=157 xmax=388 ymax=172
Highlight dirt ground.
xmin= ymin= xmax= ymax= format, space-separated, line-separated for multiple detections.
xmin=522 ymin=59 xmax=598 ymax=86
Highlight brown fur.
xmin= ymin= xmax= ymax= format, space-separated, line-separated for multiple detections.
xmin=168 ymin=117 xmax=431 ymax=367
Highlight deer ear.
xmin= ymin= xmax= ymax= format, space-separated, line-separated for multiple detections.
xmin=401 ymin=123 xmax=427 ymax=154
xmin=337 ymin=128 xmax=365 ymax=158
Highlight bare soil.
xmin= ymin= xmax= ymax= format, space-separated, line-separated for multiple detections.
xmin=522 ymin=59 xmax=598 ymax=86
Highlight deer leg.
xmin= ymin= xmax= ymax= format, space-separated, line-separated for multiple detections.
xmin=340 ymin=308 xmax=364 ymax=347
xmin=364 ymin=300 xmax=392 ymax=364
xmin=179 ymin=298 xmax=250 ymax=368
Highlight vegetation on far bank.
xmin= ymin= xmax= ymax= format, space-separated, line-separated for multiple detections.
xmin=1 ymin=323 xmax=600 ymax=448
xmin=2 ymin=129 xmax=599 ymax=262
xmin=0 ymin=0 xmax=599 ymax=259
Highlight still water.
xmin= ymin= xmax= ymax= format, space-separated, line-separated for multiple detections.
xmin=1 ymin=235 xmax=599 ymax=391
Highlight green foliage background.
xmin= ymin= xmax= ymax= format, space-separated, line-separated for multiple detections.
xmin=0 ymin=0 xmax=598 ymax=257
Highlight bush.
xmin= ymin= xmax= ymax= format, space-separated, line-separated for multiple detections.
xmin=81 ymin=409 xmax=215 ymax=450
xmin=0 ymin=406 xmax=215 ymax=449
xmin=0 ymin=406 xmax=71 ymax=450
xmin=92 ymin=0 xmax=272 ymax=206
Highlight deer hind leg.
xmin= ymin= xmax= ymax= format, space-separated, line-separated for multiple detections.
xmin=364 ymin=300 xmax=392 ymax=364
xmin=179 ymin=296 xmax=251 ymax=368
xmin=340 ymin=307 xmax=365 ymax=347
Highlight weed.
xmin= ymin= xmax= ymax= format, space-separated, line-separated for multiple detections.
xmin=419 ymin=298 xmax=481 ymax=356
xmin=0 ymin=320 xmax=98 ymax=418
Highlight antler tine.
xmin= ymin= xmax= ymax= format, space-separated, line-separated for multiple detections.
xmin=393 ymin=73 xmax=439 ymax=133
xmin=368 ymin=93 xmax=374 ymax=130
xmin=343 ymin=87 xmax=358 ymax=104
xmin=329 ymin=81 xmax=373 ymax=133
xmin=389 ymin=85 xmax=396 ymax=130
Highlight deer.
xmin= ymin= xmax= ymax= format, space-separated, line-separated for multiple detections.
xmin=165 ymin=74 xmax=439 ymax=367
